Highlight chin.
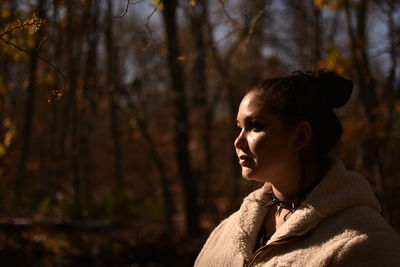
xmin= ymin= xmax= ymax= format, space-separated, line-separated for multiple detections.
xmin=241 ymin=167 xmax=252 ymax=179
xmin=241 ymin=168 xmax=263 ymax=182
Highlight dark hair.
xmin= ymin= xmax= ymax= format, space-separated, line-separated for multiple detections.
xmin=249 ymin=69 xmax=353 ymax=157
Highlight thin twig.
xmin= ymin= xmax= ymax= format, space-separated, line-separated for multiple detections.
xmin=248 ymin=1 xmax=272 ymax=37
xmin=145 ymin=0 xmax=161 ymax=42
xmin=113 ymin=0 xmax=146 ymax=18
xmin=217 ymin=0 xmax=238 ymax=28
xmin=35 ymin=33 xmax=48 ymax=52
xmin=239 ymin=0 xmax=273 ymax=53
xmin=0 ymin=36 xmax=67 ymax=102
xmin=113 ymin=0 xmax=131 ymax=18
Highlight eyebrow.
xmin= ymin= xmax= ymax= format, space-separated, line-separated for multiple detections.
xmin=236 ymin=115 xmax=265 ymax=124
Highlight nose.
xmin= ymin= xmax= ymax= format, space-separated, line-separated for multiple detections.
xmin=234 ymin=129 xmax=247 ymax=150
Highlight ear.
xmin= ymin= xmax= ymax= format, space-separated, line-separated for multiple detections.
xmin=292 ymin=121 xmax=312 ymax=151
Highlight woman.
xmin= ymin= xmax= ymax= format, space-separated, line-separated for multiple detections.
xmin=195 ymin=70 xmax=400 ymax=267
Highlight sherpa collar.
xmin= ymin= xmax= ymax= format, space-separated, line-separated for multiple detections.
xmin=231 ymin=156 xmax=381 ymax=261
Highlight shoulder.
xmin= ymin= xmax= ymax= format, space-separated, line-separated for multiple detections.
xmin=195 ymin=184 xmax=272 ymax=266
xmin=194 ymin=212 xmax=241 ymax=266
xmin=315 ymin=205 xmax=400 ymax=243
xmin=200 ymin=214 xmax=235 ymax=246
xmin=327 ymin=205 xmax=398 ymax=236
xmin=197 ymin=206 xmax=244 ymax=247
xmin=331 ymin=226 xmax=400 ymax=267
xmin=318 ymin=206 xmax=400 ymax=266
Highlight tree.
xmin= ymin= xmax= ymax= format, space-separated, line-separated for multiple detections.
xmin=161 ymin=0 xmax=200 ymax=235
xmin=14 ymin=0 xmax=47 ymax=204
xmin=105 ymin=0 xmax=124 ymax=196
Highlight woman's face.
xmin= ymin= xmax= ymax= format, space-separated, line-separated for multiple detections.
xmin=234 ymin=92 xmax=300 ymax=183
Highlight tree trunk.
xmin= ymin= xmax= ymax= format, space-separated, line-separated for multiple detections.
xmin=203 ymin=2 xmax=242 ymax=210
xmin=344 ymin=0 xmax=377 ymax=119
xmin=15 ymin=0 xmax=46 ymax=204
xmin=81 ymin=0 xmax=99 ymax=209
xmin=312 ymin=3 xmax=322 ymax=65
xmin=379 ymin=0 xmax=399 ymax=224
xmin=105 ymin=0 xmax=124 ymax=194
xmin=188 ymin=1 xmax=212 ymax=210
xmin=161 ymin=0 xmax=200 ymax=235
xmin=344 ymin=0 xmax=384 ymax=216
xmin=66 ymin=0 xmax=82 ymax=218
xmin=46 ymin=0 xmax=61 ymax=204
xmin=289 ymin=1 xmax=309 ymax=68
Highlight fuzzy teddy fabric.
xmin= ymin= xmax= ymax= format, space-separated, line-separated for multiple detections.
xmin=195 ymin=156 xmax=400 ymax=267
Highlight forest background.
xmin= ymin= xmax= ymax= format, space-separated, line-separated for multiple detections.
xmin=0 ymin=0 xmax=399 ymax=266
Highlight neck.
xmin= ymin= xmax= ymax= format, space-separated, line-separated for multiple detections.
xmin=272 ymin=154 xmax=328 ymax=202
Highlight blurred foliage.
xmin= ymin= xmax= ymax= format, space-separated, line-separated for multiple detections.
xmin=0 ymin=0 xmax=399 ymax=265
xmin=314 ymin=0 xmax=345 ymax=10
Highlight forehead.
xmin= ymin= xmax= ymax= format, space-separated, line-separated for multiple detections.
xmin=237 ymin=92 xmax=269 ymax=119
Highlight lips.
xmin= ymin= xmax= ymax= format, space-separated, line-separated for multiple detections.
xmin=238 ymin=155 xmax=254 ymax=167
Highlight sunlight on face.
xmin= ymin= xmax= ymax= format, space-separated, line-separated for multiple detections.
xmin=234 ymin=92 xmax=298 ymax=183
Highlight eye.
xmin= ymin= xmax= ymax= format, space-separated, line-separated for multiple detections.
xmin=249 ymin=122 xmax=264 ymax=132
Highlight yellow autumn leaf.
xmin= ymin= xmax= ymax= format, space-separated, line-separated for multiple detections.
xmin=0 ymin=143 xmax=6 ymax=156
xmin=1 ymin=8 xmax=11 ymax=19
xmin=151 ymin=0 xmax=164 ymax=11
xmin=313 ymin=0 xmax=344 ymax=10
xmin=327 ymin=46 xmax=339 ymax=70
xmin=25 ymin=14 xmax=46 ymax=34
xmin=313 ymin=0 xmax=325 ymax=8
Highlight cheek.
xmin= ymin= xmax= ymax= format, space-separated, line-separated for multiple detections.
xmin=250 ymin=134 xmax=290 ymax=162
xmin=248 ymin=134 xmax=270 ymax=157
xmin=248 ymin=135 xmax=256 ymax=144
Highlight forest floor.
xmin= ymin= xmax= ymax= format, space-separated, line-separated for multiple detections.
xmin=0 ymin=218 xmax=202 ymax=266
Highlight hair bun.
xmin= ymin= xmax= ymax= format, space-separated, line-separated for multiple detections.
xmin=308 ymin=69 xmax=353 ymax=108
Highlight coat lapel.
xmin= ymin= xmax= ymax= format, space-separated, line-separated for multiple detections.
xmin=231 ymin=183 xmax=272 ymax=261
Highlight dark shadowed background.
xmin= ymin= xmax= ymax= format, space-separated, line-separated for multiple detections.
xmin=0 ymin=0 xmax=399 ymax=266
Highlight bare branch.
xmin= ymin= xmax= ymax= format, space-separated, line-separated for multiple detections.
xmin=113 ymin=0 xmax=131 ymax=18
xmin=145 ymin=0 xmax=161 ymax=42
xmin=238 ymin=0 xmax=273 ymax=54
xmin=35 ymin=33 xmax=48 ymax=52
xmin=0 ymin=36 xmax=67 ymax=102
xmin=247 ymin=1 xmax=272 ymax=38
xmin=216 ymin=0 xmax=239 ymax=28
xmin=207 ymin=1 xmax=273 ymax=61
xmin=113 ymin=0 xmax=145 ymax=18
xmin=214 ymin=29 xmax=237 ymax=45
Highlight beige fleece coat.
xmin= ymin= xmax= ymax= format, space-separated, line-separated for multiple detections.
xmin=195 ymin=157 xmax=400 ymax=267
